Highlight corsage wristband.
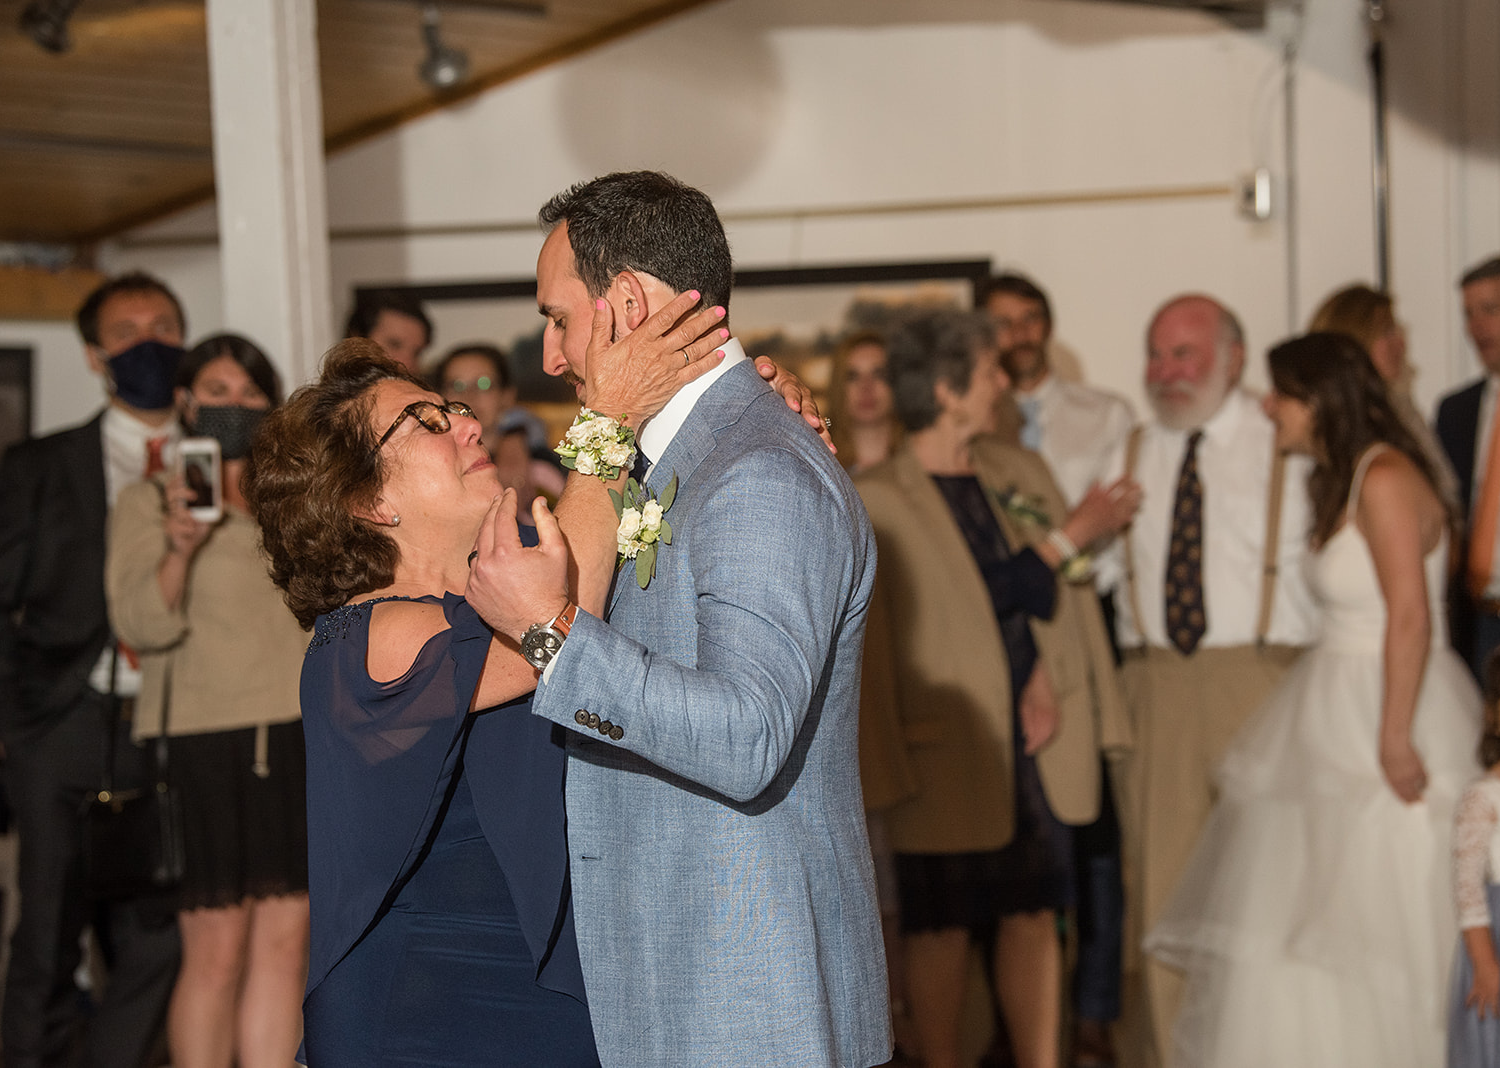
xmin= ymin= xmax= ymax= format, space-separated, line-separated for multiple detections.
xmin=555 ymin=408 xmax=636 ymax=481
xmin=1046 ymin=528 xmax=1080 ymax=562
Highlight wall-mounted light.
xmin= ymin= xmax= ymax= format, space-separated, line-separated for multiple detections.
xmin=419 ymin=3 xmax=469 ymax=90
xmin=20 ymin=0 xmax=82 ymax=53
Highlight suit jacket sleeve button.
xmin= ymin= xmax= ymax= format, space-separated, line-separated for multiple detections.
xmin=574 ymin=710 xmax=589 ymax=725
xmin=597 ymin=719 xmax=612 ymax=735
xmin=610 ymin=725 xmax=624 ymax=741
xmin=587 ymin=713 xmax=601 ymax=729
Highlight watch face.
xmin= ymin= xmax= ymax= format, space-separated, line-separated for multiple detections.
xmin=522 ymin=625 xmax=563 ymax=667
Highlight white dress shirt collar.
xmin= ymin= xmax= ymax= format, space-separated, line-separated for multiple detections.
xmin=101 ymin=404 xmax=180 ymax=507
xmin=637 ymin=336 xmax=748 ymax=468
xmin=1013 ymin=372 xmax=1057 ymax=407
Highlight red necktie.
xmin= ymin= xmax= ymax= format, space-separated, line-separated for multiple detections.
xmin=145 ymin=436 xmax=167 ymax=477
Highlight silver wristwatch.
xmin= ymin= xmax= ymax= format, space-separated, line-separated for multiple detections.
xmin=520 ymin=603 xmax=578 ymax=671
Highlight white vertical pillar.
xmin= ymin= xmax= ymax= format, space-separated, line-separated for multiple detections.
xmin=205 ymin=0 xmax=332 ymax=387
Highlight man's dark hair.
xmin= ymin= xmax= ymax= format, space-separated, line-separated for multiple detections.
xmin=977 ymin=272 xmax=1052 ymax=328
xmin=537 ymin=171 xmax=733 ymax=311
xmin=76 ymin=271 xmax=185 ymax=348
xmin=1462 ymin=257 xmax=1500 ymax=289
xmin=343 ymin=290 xmax=433 ymax=347
xmin=885 ymin=308 xmax=994 ymax=433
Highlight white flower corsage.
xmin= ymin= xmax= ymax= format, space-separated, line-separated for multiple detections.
xmin=555 ymin=408 xmax=636 ymax=481
xmin=611 ymin=474 xmax=677 ymax=589
xmin=991 ymin=485 xmax=1093 ymax=583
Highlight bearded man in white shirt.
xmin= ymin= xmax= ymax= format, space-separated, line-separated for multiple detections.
xmin=1096 ymin=294 xmax=1319 ymax=1067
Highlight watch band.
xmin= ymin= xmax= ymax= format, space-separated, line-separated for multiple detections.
xmin=551 ymin=603 xmax=579 ymax=638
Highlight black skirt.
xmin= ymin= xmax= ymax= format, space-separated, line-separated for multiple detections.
xmin=167 ymin=720 xmax=309 ymax=911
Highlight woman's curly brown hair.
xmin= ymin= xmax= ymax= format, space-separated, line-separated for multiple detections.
xmin=244 ymin=339 xmax=427 ymax=629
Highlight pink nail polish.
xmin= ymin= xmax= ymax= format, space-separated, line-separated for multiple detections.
xmin=718 ymin=328 xmax=729 ymax=340
xmin=713 ymin=306 xmax=726 ymax=318
xmin=689 ymin=290 xmax=701 ymax=301
xmin=595 ymin=299 xmax=606 ymax=310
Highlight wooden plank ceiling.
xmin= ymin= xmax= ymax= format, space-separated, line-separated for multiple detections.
xmin=0 ymin=0 xmax=714 ymax=245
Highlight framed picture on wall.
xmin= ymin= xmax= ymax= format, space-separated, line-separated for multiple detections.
xmin=356 ymin=259 xmax=991 ymax=444
xmin=0 ymin=348 xmax=33 ymax=455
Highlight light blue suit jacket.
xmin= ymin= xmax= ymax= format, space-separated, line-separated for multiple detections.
xmin=533 ymin=359 xmax=891 ymax=1067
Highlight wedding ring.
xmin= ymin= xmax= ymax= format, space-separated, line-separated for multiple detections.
xmin=821 ymin=416 xmax=833 ymax=430
xmin=467 ymin=550 xmax=479 ymax=567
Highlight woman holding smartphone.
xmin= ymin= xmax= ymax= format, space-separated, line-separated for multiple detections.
xmin=106 ymin=333 xmax=310 ymax=1068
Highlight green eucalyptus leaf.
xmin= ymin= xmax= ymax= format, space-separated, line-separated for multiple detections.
xmin=608 ymin=488 xmax=624 ymax=516
xmin=659 ymin=474 xmax=678 ymax=511
xmin=660 ymin=517 xmax=672 ymax=545
xmin=635 ymin=545 xmax=654 ymax=588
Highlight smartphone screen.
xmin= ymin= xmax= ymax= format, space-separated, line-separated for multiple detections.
xmin=178 ymin=437 xmax=223 ymax=523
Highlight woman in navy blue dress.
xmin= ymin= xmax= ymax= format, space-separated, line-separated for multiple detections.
xmin=242 ymin=291 xmax=738 ymax=1066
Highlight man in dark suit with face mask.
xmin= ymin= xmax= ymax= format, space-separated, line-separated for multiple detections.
xmin=0 ymin=272 xmax=186 ymax=1068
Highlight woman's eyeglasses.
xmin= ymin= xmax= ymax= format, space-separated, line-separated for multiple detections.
xmin=373 ymin=400 xmax=476 ymax=453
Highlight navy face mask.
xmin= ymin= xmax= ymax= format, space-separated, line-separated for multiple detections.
xmin=191 ymin=406 xmax=267 ymax=461
xmin=107 ymin=340 xmax=185 ymax=411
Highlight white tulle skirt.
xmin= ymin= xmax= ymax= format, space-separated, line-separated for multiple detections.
xmin=1145 ymin=640 xmax=1482 ymax=1068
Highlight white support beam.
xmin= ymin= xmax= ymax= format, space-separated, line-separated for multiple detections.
xmin=205 ymin=0 xmax=332 ymax=387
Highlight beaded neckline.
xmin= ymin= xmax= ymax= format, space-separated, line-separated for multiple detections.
xmin=306 ymin=594 xmax=439 ymax=651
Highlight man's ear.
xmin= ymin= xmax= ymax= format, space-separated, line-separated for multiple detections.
xmin=85 ymin=345 xmax=108 ymax=378
xmin=609 ymin=271 xmax=652 ymax=336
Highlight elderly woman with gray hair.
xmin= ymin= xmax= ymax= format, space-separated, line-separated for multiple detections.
xmin=855 ymin=307 xmax=1138 ymax=1068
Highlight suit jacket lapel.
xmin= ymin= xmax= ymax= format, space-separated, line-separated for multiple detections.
xmin=69 ymin=414 xmax=108 ymax=540
xmin=888 ymin=449 xmax=996 ymax=616
xmin=607 ymin=363 xmax=764 ymax=616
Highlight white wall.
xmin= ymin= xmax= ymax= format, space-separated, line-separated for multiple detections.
xmin=0 ymin=321 xmax=95 ymax=437
xmin=57 ymin=0 xmax=1497 ymax=435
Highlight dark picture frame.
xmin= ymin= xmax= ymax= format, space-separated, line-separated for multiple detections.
xmin=0 ymin=348 xmax=33 ymax=454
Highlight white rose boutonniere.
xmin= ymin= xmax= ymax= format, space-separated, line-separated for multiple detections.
xmin=555 ymin=408 xmax=636 ymax=482
xmin=990 ymin=484 xmax=1093 ymax=583
xmin=611 ymin=474 xmax=677 ymax=589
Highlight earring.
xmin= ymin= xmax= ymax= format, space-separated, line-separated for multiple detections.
xmin=390 ymin=515 xmax=401 ymax=527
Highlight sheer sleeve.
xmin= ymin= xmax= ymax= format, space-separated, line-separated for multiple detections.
xmin=1453 ymin=779 xmax=1499 ymax=931
xmin=300 ymin=594 xmax=494 ymax=992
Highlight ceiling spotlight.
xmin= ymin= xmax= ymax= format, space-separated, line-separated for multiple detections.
xmin=19 ymin=0 xmax=82 ymax=54
xmin=419 ymin=3 xmax=469 ymax=90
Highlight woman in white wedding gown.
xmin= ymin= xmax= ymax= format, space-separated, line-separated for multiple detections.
xmin=1146 ymin=332 xmax=1483 ymax=1067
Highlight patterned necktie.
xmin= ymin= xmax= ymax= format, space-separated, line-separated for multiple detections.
xmin=1165 ymin=430 xmax=1206 ymax=655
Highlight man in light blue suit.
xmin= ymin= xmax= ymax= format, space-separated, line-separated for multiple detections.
xmin=473 ymin=172 xmax=891 ymax=1067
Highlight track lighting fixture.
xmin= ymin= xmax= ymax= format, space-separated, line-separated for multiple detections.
xmin=419 ymin=3 xmax=469 ymax=90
